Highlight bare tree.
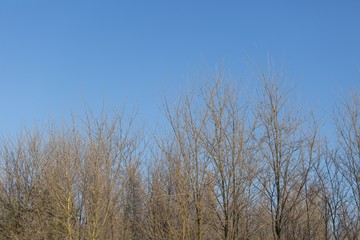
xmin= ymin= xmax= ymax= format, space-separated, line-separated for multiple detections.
xmin=200 ymin=75 xmax=258 ymax=240
xmin=0 ymin=129 xmax=67 ymax=239
xmin=317 ymin=145 xmax=350 ymax=240
xmin=161 ymin=84 xmax=212 ymax=240
xmin=255 ymin=73 xmax=318 ymax=240
xmin=0 ymin=66 xmax=358 ymax=240
xmin=154 ymin=71 xmax=258 ymax=240
xmin=333 ymin=93 xmax=360 ymax=239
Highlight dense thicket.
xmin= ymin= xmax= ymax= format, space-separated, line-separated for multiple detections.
xmin=0 ymin=71 xmax=359 ymax=239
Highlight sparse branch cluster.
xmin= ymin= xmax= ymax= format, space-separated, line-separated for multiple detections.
xmin=0 ymin=70 xmax=359 ymax=239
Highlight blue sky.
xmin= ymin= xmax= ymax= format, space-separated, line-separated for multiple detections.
xmin=0 ymin=1 xmax=359 ymax=137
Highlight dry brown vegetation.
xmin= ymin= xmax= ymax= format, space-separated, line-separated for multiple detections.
xmin=0 ymin=70 xmax=359 ymax=239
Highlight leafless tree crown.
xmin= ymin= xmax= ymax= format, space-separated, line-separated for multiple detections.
xmin=0 ymin=70 xmax=358 ymax=239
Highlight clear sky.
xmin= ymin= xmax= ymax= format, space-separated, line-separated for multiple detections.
xmin=1 ymin=1 xmax=359 ymax=137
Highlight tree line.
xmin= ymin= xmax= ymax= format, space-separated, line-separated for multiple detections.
xmin=0 ymin=70 xmax=359 ymax=239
